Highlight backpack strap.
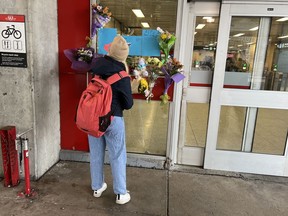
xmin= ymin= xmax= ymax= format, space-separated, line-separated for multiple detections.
xmin=106 ymin=71 xmax=129 ymax=85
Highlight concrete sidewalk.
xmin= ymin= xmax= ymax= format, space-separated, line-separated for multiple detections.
xmin=1 ymin=161 xmax=288 ymax=216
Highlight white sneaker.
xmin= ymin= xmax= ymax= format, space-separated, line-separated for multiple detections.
xmin=116 ymin=192 xmax=131 ymax=205
xmin=93 ymin=183 xmax=107 ymax=198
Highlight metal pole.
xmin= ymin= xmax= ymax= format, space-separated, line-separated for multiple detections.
xmin=23 ymin=138 xmax=31 ymax=196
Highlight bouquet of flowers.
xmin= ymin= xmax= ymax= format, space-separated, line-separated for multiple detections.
xmin=160 ymin=58 xmax=185 ymax=105
xmin=144 ymin=57 xmax=163 ymax=101
xmin=134 ymin=57 xmax=162 ymax=102
xmin=91 ymin=3 xmax=112 ymax=38
xmin=131 ymin=58 xmax=148 ymax=94
xmin=64 ymin=37 xmax=102 ymax=72
xmin=157 ymin=27 xmax=176 ymax=63
xmin=75 ymin=47 xmax=94 ymax=63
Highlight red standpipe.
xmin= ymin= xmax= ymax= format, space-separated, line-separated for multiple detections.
xmin=0 ymin=126 xmax=20 ymax=187
xmin=23 ymin=139 xmax=31 ymax=195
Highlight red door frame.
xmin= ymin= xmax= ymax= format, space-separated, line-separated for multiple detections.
xmin=58 ymin=0 xmax=90 ymax=151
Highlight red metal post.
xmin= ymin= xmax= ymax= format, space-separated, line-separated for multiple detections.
xmin=0 ymin=126 xmax=20 ymax=187
xmin=23 ymin=139 xmax=31 ymax=195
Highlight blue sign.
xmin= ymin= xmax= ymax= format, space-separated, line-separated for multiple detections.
xmin=97 ymin=28 xmax=117 ymax=54
xmin=97 ymin=28 xmax=160 ymax=57
xmin=123 ymin=36 xmax=142 ymax=56
xmin=142 ymin=29 xmax=159 ymax=36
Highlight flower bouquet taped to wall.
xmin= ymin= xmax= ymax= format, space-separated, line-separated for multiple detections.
xmin=64 ymin=37 xmax=102 ymax=72
xmin=64 ymin=4 xmax=112 ymax=72
xmin=160 ymin=58 xmax=185 ymax=105
xmin=157 ymin=27 xmax=176 ymax=63
xmin=91 ymin=3 xmax=112 ymax=38
xmin=132 ymin=57 xmax=163 ymax=102
xmin=132 ymin=27 xmax=185 ymax=104
xmin=157 ymin=27 xmax=185 ymax=104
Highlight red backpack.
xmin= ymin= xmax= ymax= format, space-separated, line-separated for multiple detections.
xmin=76 ymin=71 xmax=129 ymax=137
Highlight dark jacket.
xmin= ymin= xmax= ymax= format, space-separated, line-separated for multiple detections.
xmin=91 ymin=55 xmax=133 ymax=117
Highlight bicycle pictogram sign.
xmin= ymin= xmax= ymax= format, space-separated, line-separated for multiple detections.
xmin=1 ymin=25 xmax=22 ymax=39
xmin=0 ymin=14 xmax=27 ymax=68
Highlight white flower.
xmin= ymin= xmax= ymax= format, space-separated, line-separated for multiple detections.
xmin=138 ymin=58 xmax=146 ymax=66
xmin=133 ymin=69 xmax=140 ymax=76
xmin=157 ymin=27 xmax=164 ymax=34
xmin=142 ymin=70 xmax=149 ymax=77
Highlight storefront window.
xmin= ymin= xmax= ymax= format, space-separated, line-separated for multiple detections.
xmin=125 ymin=100 xmax=169 ymax=155
xmin=101 ymin=0 xmax=177 ymax=36
xmin=99 ymin=0 xmax=178 ymax=156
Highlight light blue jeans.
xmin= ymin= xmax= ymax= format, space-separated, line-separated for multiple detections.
xmin=88 ymin=116 xmax=127 ymax=195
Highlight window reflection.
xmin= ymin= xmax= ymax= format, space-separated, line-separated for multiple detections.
xmin=217 ymin=106 xmax=246 ymax=151
xmin=216 ymin=106 xmax=288 ymax=156
xmin=253 ymin=108 xmax=288 ymax=155
xmin=264 ymin=17 xmax=288 ymax=91
xmin=226 ymin=17 xmax=260 ymax=73
xmin=190 ymin=16 xmax=219 ymax=85
xmin=193 ymin=16 xmax=219 ymax=71
xmin=185 ymin=103 xmax=209 ymax=147
xmin=224 ymin=16 xmax=288 ymax=91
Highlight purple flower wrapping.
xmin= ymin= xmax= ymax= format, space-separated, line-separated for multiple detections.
xmin=91 ymin=11 xmax=111 ymax=38
xmin=64 ymin=48 xmax=103 ymax=72
xmin=171 ymin=73 xmax=185 ymax=83
xmin=162 ymin=67 xmax=185 ymax=94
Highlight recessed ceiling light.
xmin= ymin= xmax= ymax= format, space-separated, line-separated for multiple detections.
xmin=278 ymin=35 xmax=288 ymax=39
xmin=196 ymin=24 xmax=205 ymax=29
xmin=141 ymin=22 xmax=150 ymax=28
xmin=203 ymin=17 xmax=215 ymax=23
xmin=249 ymin=26 xmax=259 ymax=31
xmin=132 ymin=9 xmax=145 ymax=18
xmin=233 ymin=33 xmax=245 ymax=37
xmin=276 ymin=17 xmax=288 ymax=22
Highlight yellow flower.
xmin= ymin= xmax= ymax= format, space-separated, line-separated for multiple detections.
xmin=161 ymin=34 xmax=168 ymax=40
xmin=146 ymin=57 xmax=162 ymax=67
xmin=153 ymin=58 xmax=160 ymax=64
xmin=138 ymin=78 xmax=148 ymax=94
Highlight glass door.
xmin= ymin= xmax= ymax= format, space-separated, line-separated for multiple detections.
xmin=204 ymin=2 xmax=288 ymax=176
xmin=178 ymin=2 xmax=220 ymax=165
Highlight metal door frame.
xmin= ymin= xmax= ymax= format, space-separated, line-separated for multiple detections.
xmin=204 ymin=2 xmax=288 ymax=176
xmin=177 ymin=1 xmax=221 ymax=166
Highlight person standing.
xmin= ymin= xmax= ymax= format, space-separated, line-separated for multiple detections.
xmin=88 ymin=35 xmax=133 ymax=205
